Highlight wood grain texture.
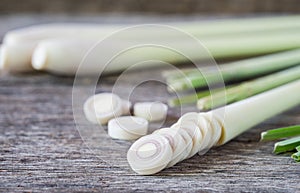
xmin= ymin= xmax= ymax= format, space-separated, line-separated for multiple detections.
xmin=0 ymin=0 xmax=300 ymax=14
xmin=0 ymin=15 xmax=299 ymax=192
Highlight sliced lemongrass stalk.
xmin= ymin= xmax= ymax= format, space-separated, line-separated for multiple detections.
xmin=296 ymin=145 xmax=300 ymax=152
xmin=128 ymin=80 xmax=300 ymax=174
xmin=32 ymin=29 xmax=300 ymax=76
xmin=261 ymin=125 xmax=300 ymax=141
xmin=108 ymin=116 xmax=148 ymax=140
xmin=197 ymin=65 xmax=300 ymax=110
xmin=291 ymin=151 xmax=300 ymax=162
xmin=273 ymin=136 xmax=300 ymax=154
xmin=153 ymin=128 xmax=186 ymax=167
xmin=121 ymin=100 xmax=132 ymax=115
xmin=167 ymin=49 xmax=300 ymax=92
xmin=133 ymin=102 xmax=168 ymax=122
xmin=83 ymin=93 xmax=123 ymax=125
xmin=127 ymin=134 xmax=173 ymax=175
xmin=0 ymin=43 xmax=34 ymax=72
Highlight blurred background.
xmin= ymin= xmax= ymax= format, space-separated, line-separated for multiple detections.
xmin=1 ymin=0 xmax=299 ymax=41
xmin=0 ymin=0 xmax=299 ymax=14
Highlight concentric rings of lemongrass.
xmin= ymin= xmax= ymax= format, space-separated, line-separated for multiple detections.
xmin=153 ymin=127 xmax=186 ymax=167
xmin=127 ymin=133 xmax=173 ymax=175
xmin=83 ymin=93 xmax=123 ymax=125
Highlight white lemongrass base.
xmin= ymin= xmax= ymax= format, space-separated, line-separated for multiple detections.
xmin=0 ymin=43 xmax=35 ymax=72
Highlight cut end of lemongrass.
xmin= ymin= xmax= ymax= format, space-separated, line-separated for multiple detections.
xmin=291 ymin=151 xmax=300 ymax=162
xmin=260 ymin=131 xmax=268 ymax=141
xmin=0 ymin=45 xmax=8 ymax=71
xmin=83 ymin=93 xmax=123 ymax=125
xmin=32 ymin=45 xmax=47 ymax=70
xmin=127 ymin=134 xmax=173 ymax=175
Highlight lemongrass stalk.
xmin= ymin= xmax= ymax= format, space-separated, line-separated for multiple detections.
xmin=273 ymin=136 xmax=300 ymax=154
xmin=32 ymin=29 xmax=300 ymax=76
xmin=168 ymin=90 xmax=211 ymax=107
xmin=169 ymin=85 xmax=238 ymax=107
xmin=127 ymin=80 xmax=300 ymax=174
xmin=167 ymin=48 xmax=300 ymax=92
xmin=197 ymin=65 xmax=300 ymax=110
xmin=261 ymin=125 xmax=300 ymax=141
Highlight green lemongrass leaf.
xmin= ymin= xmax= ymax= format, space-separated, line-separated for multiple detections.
xmin=273 ymin=136 xmax=300 ymax=154
xmin=291 ymin=151 xmax=300 ymax=162
xmin=197 ymin=65 xmax=300 ymax=110
xmin=167 ymin=49 xmax=300 ymax=92
xmin=296 ymin=145 xmax=300 ymax=152
xmin=261 ymin=125 xmax=300 ymax=141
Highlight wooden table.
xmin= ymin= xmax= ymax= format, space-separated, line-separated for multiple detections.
xmin=0 ymin=15 xmax=299 ymax=192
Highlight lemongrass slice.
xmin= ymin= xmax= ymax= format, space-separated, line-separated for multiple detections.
xmin=122 ymin=100 xmax=132 ymax=115
xmin=127 ymin=134 xmax=173 ymax=175
xmin=0 ymin=43 xmax=34 ymax=72
xmin=133 ymin=102 xmax=168 ymax=122
xmin=176 ymin=129 xmax=193 ymax=161
xmin=197 ymin=112 xmax=222 ymax=155
xmin=108 ymin=116 xmax=148 ymax=140
xmin=83 ymin=93 xmax=123 ymax=125
xmin=153 ymin=127 xmax=186 ymax=167
xmin=176 ymin=112 xmax=211 ymax=156
xmin=176 ymin=121 xmax=203 ymax=158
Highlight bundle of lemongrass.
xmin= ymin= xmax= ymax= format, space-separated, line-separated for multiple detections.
xmin=1 ymin=15 xmax=300 ymax=75
xmin=2 ymin=16 xmax=300 ymax=175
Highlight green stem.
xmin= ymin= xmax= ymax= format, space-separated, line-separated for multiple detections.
xmin=167 ymin=49 xmax=300 ymax=92
xmin=168 ymin=90 xmax=211 ymax=107
xmin=273 ymin=136 xmax=300 ymax=154
xmin=291 ymin=151 xmax=300 ymax=162
xmin=197 ymin=65 xmax=300 ymax=110
xmin=260 ymin=125 xmax=300 ymax=141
